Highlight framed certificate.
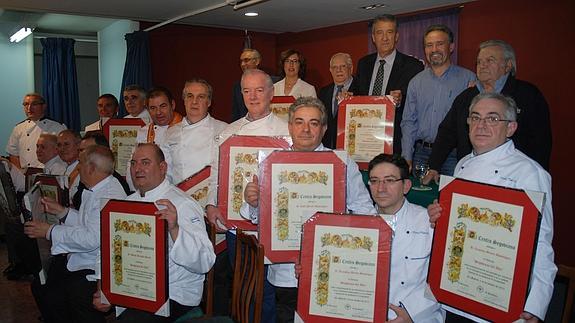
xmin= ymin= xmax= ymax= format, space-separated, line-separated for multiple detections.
xmin=0 ymin=161 xmax=21 ymax=220
xmin=103 ymin=118 xmax=146 ymax=177
xmin=336 ymin=96 xmax=395 ymax=170
xmin=101 ymin=200 xmax=169 ymax=315
xmin=271 ymin=96 xmax=295 ymax=122
xmin=177 ymin=166 xmax=226 ymax=254
xmin=218 ymin=135 xmax=290 ymax=230
xmin=34 ymin=175 xmax=69 ymax=207
xmin=259 ymin=150 xmax=346 ymax=263
xmin=296 ymin=212 xmax=392 ymax=323
xmin=428 ymin=176 xmax=543 ymax=322
xmin=25 ymin=167 xmax=43 ymax=192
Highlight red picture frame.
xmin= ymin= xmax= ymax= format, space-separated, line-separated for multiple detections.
xmin=336 ymin=96 xmax=395 ymax=170
xmin=101 ymin=200 xmax=168 ymax=314
xmin=34 ymin=174 xmax=69 ymax=207
xmin=176 ymin=166 xmax=227 ymax=254
xmin=218 ymin=135 xmax=290 ymax=230
xmin=271 ymin=96 xmax=295 ymax=122
xmin=259 ymin=150 xmax=346 ymax=263
xmin=428 ymin=177 xmax=541 ymax=322
xmin=296 ymin=212 xmax=392 ymax=323
xmin=102 ymin=118 xmax=146 ymax=142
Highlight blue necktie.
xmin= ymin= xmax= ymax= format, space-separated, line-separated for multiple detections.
xmin=333 ymin=84 xmax=344 ymax=116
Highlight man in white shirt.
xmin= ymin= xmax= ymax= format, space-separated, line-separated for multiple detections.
xmin=123 ymin=85 xmax=152 ymax=124
xmin=36 ymin=134 xmax=67 ymax=175
xmin=95 ymin=143 xmax=215 ymax=321
xmin=428 ymin=93 xmax=556 ymax=322
xmin=57 ymin=130 xmax=82 ymax=203
xmin=162 ymin=79 xmax=227 ymax=184
xmin=368 ymin=154 xmax=444 ymax=322
xmin=242 ymin=96 xmax=376 ymax=322
xmin=84 ymin=94 xmax=119 ymax=132
xmin=24 ymin=145 xmax=127 ymax=323
xmin=4 ymin=93 xmax=66 ymax=280
xmin=6 ymin=93 xmax=67 ymax=169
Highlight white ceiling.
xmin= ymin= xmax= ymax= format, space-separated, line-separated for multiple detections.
xmin=0 ymin=0 xmax=473 ymax=36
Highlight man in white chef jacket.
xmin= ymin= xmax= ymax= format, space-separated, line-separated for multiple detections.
xmin=241 ymin=97 xmax=376 ymax=322
xmin=428 ymin=93 xmax=556 ymax=322
xmin=95 ymin=143 xmax=215 ymax=322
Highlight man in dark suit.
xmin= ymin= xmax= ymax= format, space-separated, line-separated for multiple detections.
xmin=356 ymin=14 xmax=424 ymax=154
xmin=319 ymin=53 xmax=358 ymax=149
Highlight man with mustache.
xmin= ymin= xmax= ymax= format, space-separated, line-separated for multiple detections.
xmin=401 ymin=24 xmax=475 ymax=175
xmin=123 ymin=85 xmax=151 ymax=124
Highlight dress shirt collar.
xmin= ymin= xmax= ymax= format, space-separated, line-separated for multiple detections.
xmin=65 ymin=159 xmax=79 ymax=175
xmin=477 ymin=72 xmax=509 ymax=94
xmin=427 ymin=63 xmax=455 ymax=79
xmin=245 ymin=111 xmax=272 ymax=123
xmin=87 ymin=174 xmax=114 ymax=192
xmin=44 ymin=155 xmax=62 ymax=170
xmin=377 ymin=49 xmax=397 ymax=67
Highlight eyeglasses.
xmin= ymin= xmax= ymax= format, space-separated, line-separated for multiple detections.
xmin=240 ymin=57 xmax=256 ymax=63
xmin=285 ymin=59 xmax=300 ymax=64
xmin=467 ymin=115 xmax=511 ymax=126
xmin=368 ymin=178 xmax=404 ymax=186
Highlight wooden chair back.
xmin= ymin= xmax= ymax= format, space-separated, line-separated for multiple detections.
xmin=231 ymin=229 xmax=264 ymax=323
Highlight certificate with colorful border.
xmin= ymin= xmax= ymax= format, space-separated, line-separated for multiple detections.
xmin=101 ymin=200 xmax=169 ymax=315
xmin=218 ymin=135 xmax=290 ymax=230
xmin=259 ymin=150 xmax=346 ymax=263
xmin=428 ymin=176 xmax=543 ymax=322
xmin=177 ymin=166 xmax=226 ymax=254
xmin=34 ymin=174 xmax=69 ymax=207
xmin=336 ymin=96 xmax=395 ymax=170
xmin=271 ymin=96 xmax=295 ymax=122
xmin=103 ymin=119 xmax=146 ymax=177
xmin=296 ymin=212 xmax=391 ymax=323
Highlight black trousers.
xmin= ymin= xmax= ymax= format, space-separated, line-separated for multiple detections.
xmin=275 ymin=286 xmax=298 ymax=323
xmin=118 ymin=299 xmax=195 ymax=322
xmin=4 ymin=191 xmax=41 ymax=273
xmin=35 ymin=255 xmax=105 ymax=323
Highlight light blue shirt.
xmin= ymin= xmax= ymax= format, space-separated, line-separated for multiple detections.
xmin=331 ymin=77 xmax=354 ymax=115
xmin=401 ymin=64 xmax=476 ymax=160
xmin=476 ymin=72 xmax=509 ymax=94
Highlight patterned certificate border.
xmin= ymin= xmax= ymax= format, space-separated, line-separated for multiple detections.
xmin=296 ymin=213 xmax=392 ymax=323
xmin=103 ymin=119 xmax=146 ymax=177
xmin=217 ymin=135 xmax=290 ymax=230
xmin=428 ymin=177 xmax=542 ymax=322
xmin=336 ymin=96 xmax=395 ymax=170
xmin=258 ymin=150 xmax=346 ymax=263
xmin=101 ymin=199 xmax=168 ymax=314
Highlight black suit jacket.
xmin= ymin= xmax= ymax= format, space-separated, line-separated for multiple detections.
xmin=355 ymin=51 xmax=424 ymax=153
xmin=429 ymin=75 xmax=552 ymax=171
xmin=319 ymin=78 xmax=359 ymax=149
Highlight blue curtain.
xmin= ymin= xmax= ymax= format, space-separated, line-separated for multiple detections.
xmin=41 ymin=38 xmax=80 ymax=130
xmin=368 ymin=8 xmax=461 ymax=64
xmin=119 ymin=31 xmax=153 ymax=116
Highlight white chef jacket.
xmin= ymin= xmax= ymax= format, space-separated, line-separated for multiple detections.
xmin=243 ymin=144 xmax=377 ymax=288
xmin=382 ymin=199 xmax=445 ymax=322
xmin=273 ymin=78 xmax=317 ymax=98
xmin=127 ymin=179 xmax=215 ymax=306
xmin=124 ymin=109 xmax=152 ymax=125
xmin=163 ymin=114 xmax=227 ymax=184
xmin=452 ymin=140 xmax=556 ymax=321
xmin=49 ymin=175 xmax=127 ymax=280
xmin=206 ymin=112 xmax=290 ymax=207
xmin=125 ymin=122 xmax=175 ymax=191
xmin=6 ymin=118 xmax=67 ymax=168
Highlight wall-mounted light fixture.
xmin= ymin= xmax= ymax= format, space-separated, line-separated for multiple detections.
xmin=10 ymin=27 xmax=33 ymax=43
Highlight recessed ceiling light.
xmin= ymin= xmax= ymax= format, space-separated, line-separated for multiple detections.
xmin=361 ymin=3 xmax=386 ymax=10
xmin=245 ymin=12 xmax=258 ymax=17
